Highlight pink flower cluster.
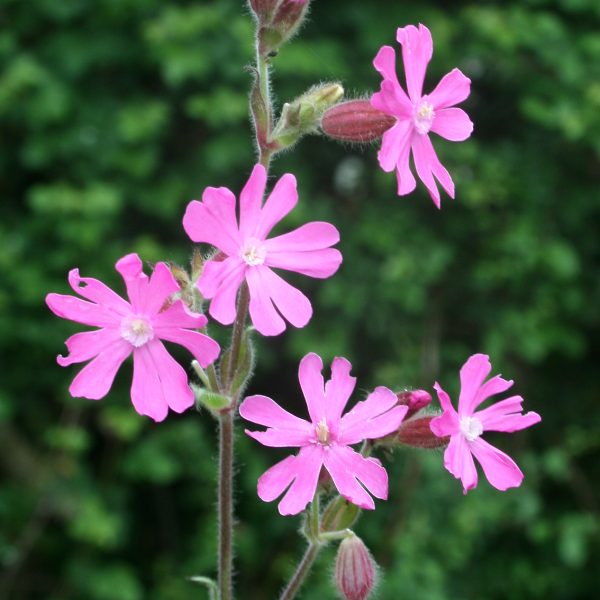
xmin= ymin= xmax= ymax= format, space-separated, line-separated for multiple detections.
xmin=372 ymin=24 xmax=473 ymax=207
xmin=46 ymin=254 xmax=220 ymax=422
xmin=430 ymin=354 xmax=541 ymax=493
xmin=240 ymin=353 xmax=408 ymax=515
xmin=183 ymin=164 xmax=342 ymax=336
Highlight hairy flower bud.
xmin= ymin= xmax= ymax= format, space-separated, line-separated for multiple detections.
xmin=248 ymin=0 xmax=279 ymax=22
xmin=397 ymin=415 xmax=449 ymax=449
xmin=272 ymin=83 xmax=344 ymax=149
xmin=335 ymin=533 xmax=377 ymax=600
xmin=396 ymin=389 xmax=432 ymax=418
xmin=259 ymin=0 xmax=311 ymax=55
xmin=321 ymin=100 xmax=395 ymax=143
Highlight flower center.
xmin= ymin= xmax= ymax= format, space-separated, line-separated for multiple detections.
xmin=459 ymin=416 xmax=483 ymax=442
xmin=414 ymin=99 xmax=435 ymax=135
xmin=120 ymin=315 xmax=154 ymax=348
xmin=240 ymin=237 xmax=267 ymax=266
xmin=315 ymin=418 xmax=331 ymax=445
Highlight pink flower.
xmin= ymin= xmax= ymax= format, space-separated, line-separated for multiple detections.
xmin=239 ymin=353 xmax=408 ymax=515
xmin=371 ymin=24 xmax=474 ymax=207
xmin=183 ymin=164 xmax=342 ymax=336
xmin=46 ymin=253 xmax=220 ymax=422
xmin=430 ymin=354 xmax=541 ymax=493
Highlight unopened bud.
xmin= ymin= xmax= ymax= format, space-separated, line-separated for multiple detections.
xmin=397 ymin=416 xmax=449 ymax=449
xmin=272 ymin=83 xmax=344 ymax=149
xmin=396 ymin=389 xmax=432 ymax=418
xmin=321 ymin=100 xmax=395 ymax=143
xmin=170 ymin=263 xmax=191 ymax=289
xmin=259 ymin=0 xmax=311 ymax=55
xmin=335 ymin=533 xmax=377 ymax=600
xmin=248 ymin=0 xmax=279 ymax=22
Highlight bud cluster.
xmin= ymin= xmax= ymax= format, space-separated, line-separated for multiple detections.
xmin=251 ymin=0 xmax=311 ymax=56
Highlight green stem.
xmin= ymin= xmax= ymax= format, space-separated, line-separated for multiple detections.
xmin=279 ymin=543 xmax=320 ymax=600
xmin=225 ymin=283 xmax=250 ymax=395
xmin=279 ymin=500 xmax=322 ymax=600
xmin=218 ymin=411 xmax=234 ymax=600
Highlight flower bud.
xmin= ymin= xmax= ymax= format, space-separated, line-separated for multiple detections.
xmin=271 ymin=83 xmax=344 ymax=149
xmin=248 ymin=0 xmax=279 ymax=23
xmin=259 ymin=0 xmax=311 ymax=55
xmin=396 ymin=389 xmax=432 ymax=418
xmin=397 ymin=415 xmax=449 ymax=449
xmin=335 ymin=533 xmax=377 ymax=600
xmin=321 ymin=100 xmax=395 ymax=143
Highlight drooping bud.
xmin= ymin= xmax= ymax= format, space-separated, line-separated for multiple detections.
xmin=271 ymin=83 xmax=344 ymax=149
xmin=397 ymin=416 xmax=449 ymax=449
xmin=259 ymin=0 xmax=311 ymax=56
xmin=396 ymin=389 xmax=432 ymax=418
xmin=335 ymin=533 xmax=377 ymax=600
xmin=321 ymin=100 xmax=395 ymax=143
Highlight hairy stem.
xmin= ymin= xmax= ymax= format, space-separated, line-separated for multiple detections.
xmin=218 ymin=410 xmax=234 ymax=600
xmin=225 ymin=283 xmax=250 ymax=395
xmin=279 ymin=500 xmax=322 ymax=600
xmin=279 ymin=543 xmax=321 ymax=600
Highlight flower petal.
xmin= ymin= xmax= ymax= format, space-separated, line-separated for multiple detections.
xmin=68 ymin=339 xmax=131 ymax=400
xmin=115 ymin=253 xmax=148 ymax=311
xmin=324 ymin=357 xmax=356 ymax=423
xmin=131 ymin=341 xmax=194 ymax=422
xmin=371 ymin=46 xmax=412 ymax=117
xmin=199 ymin=257 xmax=246 ymax=326
xmin=323 ymin=446 xmax=376 ymax=510
xmin=396 ymin=23 xmax=433 ymax=102
xmin=277 ymin=445 xmax=324 ymax=516
xmin=257 ymin=455 xmax=298 ymax=502
xmin=471 ymin=374 xmax=513 ymax=412
xmin=255 ymin=267 xmax=313 ymax=329
xmin=240 ymin=394 xmax=312 ymax=431
xmin=245 ymin=266 xmax=286 ymax=336
xmin=153 ymin=300 xmax=207 ymax=330
xmin=67 ymin=268 xmax=129 ymax=315
xmin=411 ymin=133 xmax=455 ymax=208
xmin=239 ymin=164 xmax=267 ymax=238
xmin=430 ymin=382 xmax=459 ymax=436
xmin=57 ymin=328 xmax=122 ymax=367
xmin=254 ymin=173 xmax=298 ymax=240
xmin=476 ymin=396 xmax=541 ymax=433
xmin=378 ymin=120 xmax=413 ymax=174
xmin=428 ymin=68 xmax=471 ymax=109
xmin=443 ymin=434 xmax=478 ymax=493
xmin=457 ymin=353 xmax=493 ymax=416
xmin=245 ymin=428 xmax=312 ymax=448
xmin=339 ymin=386 xmax=407 ymax=444
xmin=330 ymin=445 xmax=389 ymax=500
xmin=266 ymin=221 xmax=339 ymax=252
xmin=156 ymin=327 xmax=220 ymax=368
xmin=470 ymin=438 xmax=525 ymax=491
xmin=431 ymin=107 xmax=473 ymax=142
xmin=46 ymin=293 xmax=121 ymax=328
xmin=298 ymin=352 xmax=326 ymax=424
xmin=182 ymin=187 xmax=240 ymax=255
xmin=144 ymin=262 xmax=180 ymax=316
xmin=265 ymin=248 xmax=342 ymax=279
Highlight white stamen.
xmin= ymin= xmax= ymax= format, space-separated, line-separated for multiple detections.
xmin=459 ymin=415 xmax=483 ymax=442
xmin=121 ymin=315 xmax=154 ymax=347
xmin=316 ymin=418 xmax=330 ymax=445
xmin=414 ymin=99 xmax=435 ymax=135
xmin=240 ymin=237 xmax=267 ymax=266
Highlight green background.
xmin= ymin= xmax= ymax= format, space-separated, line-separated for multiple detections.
xmin=1 ymin=0 xmax=599 ymax=598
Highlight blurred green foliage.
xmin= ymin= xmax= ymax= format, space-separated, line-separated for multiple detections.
xmin=1 ymin=0 xmax=599 ymax=598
